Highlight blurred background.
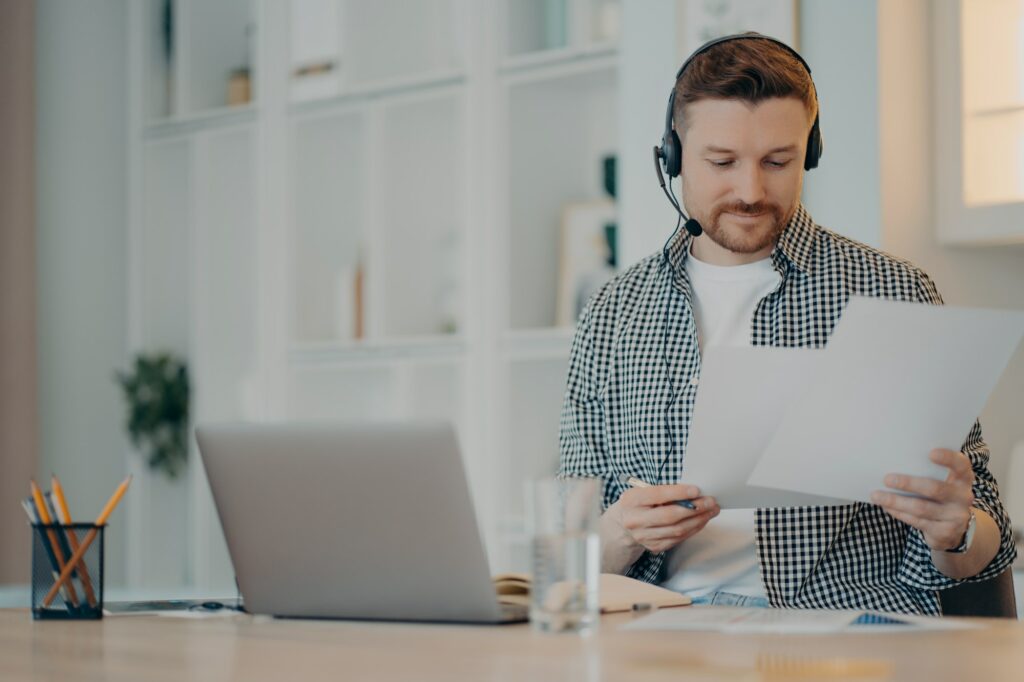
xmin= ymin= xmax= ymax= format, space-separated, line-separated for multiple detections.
xmin=1 ymin=0 xmax=1023 ymax=599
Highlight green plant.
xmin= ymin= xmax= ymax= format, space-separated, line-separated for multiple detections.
xmin=116 ymin=353 xmax=190 ymax=479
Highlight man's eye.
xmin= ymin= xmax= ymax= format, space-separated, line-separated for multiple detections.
xmin=710 ymin=159 xmax=734 ymax=168
xmin=766 ymin=160 xmax=791 ymax=169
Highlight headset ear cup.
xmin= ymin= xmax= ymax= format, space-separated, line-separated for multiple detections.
xmin=804 ymin=119 xmax=823 ymax=170
xmin=666 ymin=129 xmax=682 ymax=178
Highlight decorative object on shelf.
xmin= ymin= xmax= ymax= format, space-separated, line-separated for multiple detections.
xmin=556 ymin=154 xmax=618 ymax=326
xmin=592 ymin=0 xmax=622 ymax=44
xmin=160 ymin=0 xmax=174 ymax=117
xmin=436 ymin=229 xmax=462 ymax=335
xmin=290 ymin=0 xmax=342 ymax=101
xmin=682 ymin=0 xmax=798 ymax=52
xmin=556 ymin=199 xmax=617 ymax=327
xmin=227 ymin=67 xmax=251 ymax=106
xmin=115 ymin=353 xmax=190 ymax=479
xmin=226 ymin=22 xmax=256 ymax=106
xmin=354 ymin=253 xmax=365 ymax=340
xmin=334 ymin=250 xmax=365 ymax=342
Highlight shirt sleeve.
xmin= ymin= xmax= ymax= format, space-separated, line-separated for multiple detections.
xmin=557 ymin=296 xmax=670 ymax=585
xmin=897 ymin=272 xmax=1017 ymax=590
xmin=558 ymin=303 xmax=618 ymax=509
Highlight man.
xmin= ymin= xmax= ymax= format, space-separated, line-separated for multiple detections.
xmin=558 ymin=33 xmax=1015 ymax=615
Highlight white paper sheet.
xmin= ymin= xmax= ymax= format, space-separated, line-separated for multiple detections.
xmin=747 ymin=298 xmax=1024 ymax=503
xmin=680 ymin=347 xmax=849 ymax=508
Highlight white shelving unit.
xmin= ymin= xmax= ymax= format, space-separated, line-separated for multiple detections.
xmin=127 ymin=0 xmax=621 ymax=589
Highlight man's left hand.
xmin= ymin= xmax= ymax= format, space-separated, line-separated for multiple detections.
xmin=870 ymin=448 xmax=975 ymax=551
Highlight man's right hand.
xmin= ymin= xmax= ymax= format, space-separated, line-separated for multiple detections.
xmin=599 ymin=483 xmax=720 ymax=573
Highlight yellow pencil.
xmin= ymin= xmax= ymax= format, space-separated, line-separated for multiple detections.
xmin=51 ymin=475 xmax=98 ymax=608
xmin=30 ymin=480 xmax=80 ymax=608
xmin=42 ymin=475 xmax=132 ymax=608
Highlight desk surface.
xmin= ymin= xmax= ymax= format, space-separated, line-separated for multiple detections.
xmin=3 ymin=608 xmax=1024 ymax=681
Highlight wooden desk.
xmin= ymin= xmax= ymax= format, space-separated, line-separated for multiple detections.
xmin=3 ymin=608 xmax=1023 ymax=681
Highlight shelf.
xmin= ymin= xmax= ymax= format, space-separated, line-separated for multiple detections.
xmin=289 ymin=0 xmax=464 ymax=103
xmin=286 ymin=359 xmax=464 ymax=426
xmin=501 ymin=328 xmax=575 ymax=359
xmin=288 ymin=336 xmax=467 ymax=367
xmin=143 ymin=104 xmax=257 ymax=139
xmin=142 ymin=0 xmax=256 ymax=122
xmin=507 ymin=65 xmax=618 ymax=330
xmin=498 ymin=45 xmax=617 ymax=77
xmin=502 ymin=0 xmax=620 ymax=65
xmin=289 ymin=71 xmax=466 ymax=115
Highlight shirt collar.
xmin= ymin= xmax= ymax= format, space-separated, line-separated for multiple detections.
xmin=662 ymin=202 xmax=819 ymax=280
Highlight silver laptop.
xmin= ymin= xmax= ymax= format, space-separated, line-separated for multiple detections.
xmin=195 ymin=421 xmax=526 ymax=624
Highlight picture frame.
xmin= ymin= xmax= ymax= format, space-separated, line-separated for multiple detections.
xmin=556 ymin=199 xmax=618 ymax=327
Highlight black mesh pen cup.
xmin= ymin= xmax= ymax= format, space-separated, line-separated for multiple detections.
xmin=31 ymin=523 xmax=105 ymax=620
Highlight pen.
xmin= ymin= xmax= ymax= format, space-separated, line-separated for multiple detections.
xmin=617 ymin=474 xmax=697 ymax=510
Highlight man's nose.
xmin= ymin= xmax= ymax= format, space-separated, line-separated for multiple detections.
xmin=735 ymin=164 xmax=767 ymax=205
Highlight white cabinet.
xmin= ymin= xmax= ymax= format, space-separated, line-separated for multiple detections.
xmin=129 ymin=0 xmax=620 ymax=587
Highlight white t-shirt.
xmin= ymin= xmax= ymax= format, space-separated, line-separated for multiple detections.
xmin=662 ymin=247 xmax=781 ymax=598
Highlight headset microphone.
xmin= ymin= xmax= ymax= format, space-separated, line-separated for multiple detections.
xmin=653 ymin=146 xmax=703 ymax=237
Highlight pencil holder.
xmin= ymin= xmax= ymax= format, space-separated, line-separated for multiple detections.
xmin=31 ymin=523 xmax=104 ymax=620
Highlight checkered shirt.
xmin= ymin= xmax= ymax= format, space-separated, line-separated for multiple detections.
xmin=558 ymin=203 xmax=1016 ymax=615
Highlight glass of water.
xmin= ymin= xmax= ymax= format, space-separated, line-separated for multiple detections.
xmin=526 ymin=477 xmax=601 ymax=634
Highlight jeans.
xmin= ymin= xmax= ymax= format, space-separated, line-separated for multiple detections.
xmin=691 ymin=591 xmax=771 ymax=608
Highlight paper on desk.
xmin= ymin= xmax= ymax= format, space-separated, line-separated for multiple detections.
xmin=681 ymin=347 xmax=849 ymax=508
xmin=748 ymin=298 xmax=1024 ymax=503
xmin=621 ymin=605 xmax=983 ymax=634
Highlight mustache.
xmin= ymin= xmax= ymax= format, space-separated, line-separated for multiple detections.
xmin=717 ymin=201 xmax=779 ymax=216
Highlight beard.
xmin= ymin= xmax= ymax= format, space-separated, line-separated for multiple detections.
xmin=698 ymin=200 xmax=792 ymax=255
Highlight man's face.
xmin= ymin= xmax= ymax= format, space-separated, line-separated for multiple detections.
xmin=679 ymin=97 xmax=810 ymax=262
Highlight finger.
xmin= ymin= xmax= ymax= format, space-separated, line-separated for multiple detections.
xmin=640 ymin=511 xmax=717 ymax=540
xmin=878 ymin=505 xmax=931 ymax=533
xmin=870 ymin=490 xmax=945 ymax=521
xmin=635 ymin=511 xmax=718 ymax=546
xmin=624 ymin=483 xmax=702 ymax=507
xmin=930 ymin=449 xmax=973 ymax=480
xmin=628 ymin=496 xmax=717 ymax=527
xmin=882 ymin=474 xmax=970 ymax=505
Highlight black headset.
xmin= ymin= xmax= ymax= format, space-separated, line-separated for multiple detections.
xmin=653 ymin=32 xmax=824 ymax=238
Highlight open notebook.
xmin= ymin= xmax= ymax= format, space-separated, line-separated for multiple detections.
xmin=494 ymin=573 xmax=691 ymax=613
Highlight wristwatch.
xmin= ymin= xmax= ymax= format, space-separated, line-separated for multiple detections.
xmin=944 ymin=509 xmax=977 ymax=554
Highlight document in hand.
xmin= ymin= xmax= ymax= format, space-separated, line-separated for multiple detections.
xmin=682 ymin=346 xmax=849 ymax=508
xmin=682 ymin=298 xmax=1024 ymax=507
xmin=747 ymin=297 xmax=1024 ymax=503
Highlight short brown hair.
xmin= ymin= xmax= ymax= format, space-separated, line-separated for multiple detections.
xmin=673 ymin=37 xmax=818 ymax=133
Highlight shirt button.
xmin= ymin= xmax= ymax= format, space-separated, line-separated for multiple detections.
xmin=689 ymin=375 xmax=699 ymax=387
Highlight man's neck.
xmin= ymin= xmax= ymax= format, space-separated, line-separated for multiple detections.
xmin=689 ymin=236 xmax=774 ymax=266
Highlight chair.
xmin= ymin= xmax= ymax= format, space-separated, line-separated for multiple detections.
xmin=938 ymin=569 xmax=1017 ymax=618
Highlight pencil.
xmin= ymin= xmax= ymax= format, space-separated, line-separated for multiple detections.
xmin=42 ymin=475 xmax=132 ymax=608
xmin=30 ymin=480 xmax=80 ymax=608
xmin=51 ymin=475 xmax=99 ymax=608
xmin=21 ymin=498 xmax=73 ymax=605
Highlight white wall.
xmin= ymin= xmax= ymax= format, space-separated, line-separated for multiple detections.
xmin=878 ymin=0 xmax=1024 ymax=487
xmin=798 ymin=0 xmax=881 ymax=247
xmin=35 ymin=0 xmax=129 ymax=585
xmin=619 ymin=0 xmax=683 ymax=267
